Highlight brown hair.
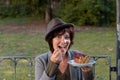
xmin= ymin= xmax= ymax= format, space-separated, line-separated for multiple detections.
xmin=46 ymin=26 xmax=74 ymax=52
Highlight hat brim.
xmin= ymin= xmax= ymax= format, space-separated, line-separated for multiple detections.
xmin=45 ymin=23 xmax=74 ymax=41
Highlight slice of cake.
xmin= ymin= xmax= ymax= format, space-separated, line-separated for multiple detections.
xmin=74 ymin=53 xmax=90 ymax=64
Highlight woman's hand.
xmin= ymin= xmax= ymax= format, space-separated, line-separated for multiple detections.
xmin=80 ymin=66 xmax=94 ymax=80
xmin=80 ymin=65 xmax=93 ymax=73
xmin=50 ymin=49 xmax=62 ymax=64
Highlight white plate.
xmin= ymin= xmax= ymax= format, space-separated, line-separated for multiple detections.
xmin=68 ymin=60 xmax=96 ymax=67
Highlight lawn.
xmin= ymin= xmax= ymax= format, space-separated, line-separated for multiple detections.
xmin=0 ymin=26 xmax=117 ymax=80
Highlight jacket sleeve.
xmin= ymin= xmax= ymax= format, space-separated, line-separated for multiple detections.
xmin=35 ymin=56 xmax=57 ymax=80
xmin=45 ymin=60 xmax=59 ymax=77
xmin=35 ymin=56 xmax=58 ymax=80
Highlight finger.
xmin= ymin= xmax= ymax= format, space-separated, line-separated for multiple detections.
xmin=52 ymin=49 xmax=62 ymax=62
xmin=81 ymin=66 xmax=92 ymax=72
xmin=53 ymin=49 xmax=58 ymax=55
xmin=53 ymin=49 xmax=60 ymax=57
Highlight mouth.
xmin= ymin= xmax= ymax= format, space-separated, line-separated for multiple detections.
xmin=58 ymin=45 xmax=67 ymax=54
xmin=58 ymin=45 xmax=67 ymax=49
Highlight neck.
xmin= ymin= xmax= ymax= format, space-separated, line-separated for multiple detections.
xmin=62 ymin=54 xmax=68 ymax=61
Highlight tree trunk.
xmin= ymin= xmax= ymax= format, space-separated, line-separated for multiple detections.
xmin=45 ymin=6 xmax=52 ymax=23
xmin=45 ymin=0 xmax=62 ymax=23
xmin=5 ymin=0 xmax=10 ymax=5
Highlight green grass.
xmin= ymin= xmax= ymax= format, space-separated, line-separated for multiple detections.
xmin=0 ymin=28 xmax=117 ymax=80
xmin=0 ymin=17 xmax=27 ymax=24
xmin=0 ymin=33 xmax=48 ymax=56
xmin=0 ymin=17 xmax=41 ymax=25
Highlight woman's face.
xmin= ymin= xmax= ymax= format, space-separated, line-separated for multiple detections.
xmin=52 ymin=32 xmax=71 ymax=56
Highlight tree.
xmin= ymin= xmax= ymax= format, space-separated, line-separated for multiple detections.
xmin=45 ymin=0 xmax=62 ymax=23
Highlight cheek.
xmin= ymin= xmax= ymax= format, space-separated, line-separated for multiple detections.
xmin=66 ymin=40 xmax=71 ymax=45
xmin=52 ymin=40 xmax=59 ymax=49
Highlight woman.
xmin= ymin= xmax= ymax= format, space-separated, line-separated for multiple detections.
xmin=35 ymin=18 xmax=94 ymax=80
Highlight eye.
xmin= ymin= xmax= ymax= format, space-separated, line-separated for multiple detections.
xmin=65 ymin=36 xmax=70 ymax=39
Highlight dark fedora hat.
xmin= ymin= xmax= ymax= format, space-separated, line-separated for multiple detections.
xmin=45 ymin=18 xmax=74 ymax=41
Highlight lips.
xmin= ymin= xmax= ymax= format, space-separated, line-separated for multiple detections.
xmin=58 ymin=45 xmax=68 ymax=49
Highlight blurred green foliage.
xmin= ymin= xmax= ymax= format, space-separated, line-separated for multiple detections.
xmin=58 ymin=0 xmax=116 ymax=26
xmin=0 ymin=0 xmax=116 ymax=26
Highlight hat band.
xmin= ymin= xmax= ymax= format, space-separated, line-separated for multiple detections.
xmin=52 ymin=23 xmax=65 ymax=29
